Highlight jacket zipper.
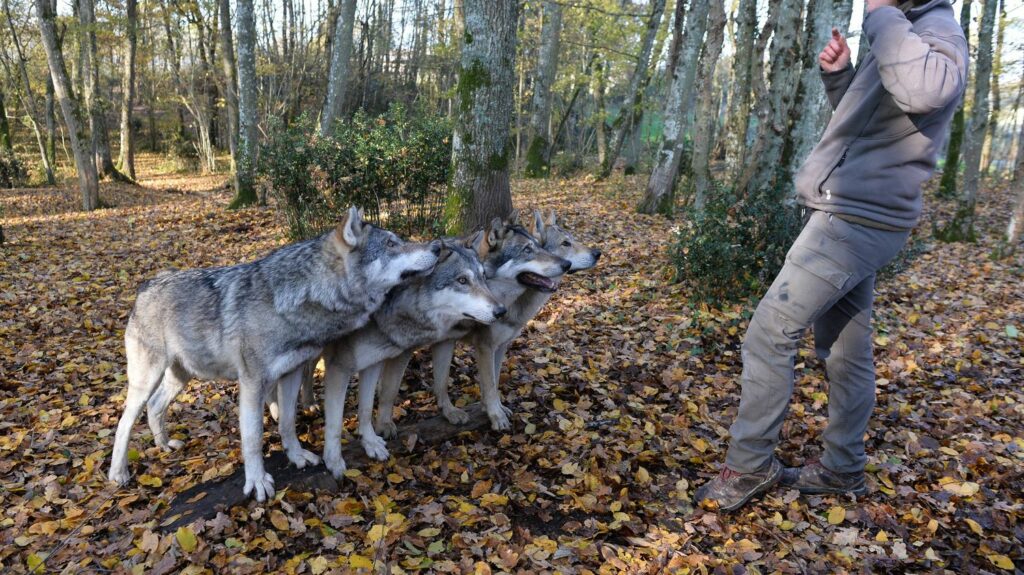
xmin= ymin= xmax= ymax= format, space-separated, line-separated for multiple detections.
xmin=819 ymin=146 xmax=849 ymax=197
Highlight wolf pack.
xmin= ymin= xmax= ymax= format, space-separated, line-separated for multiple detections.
xmin=107 ymin=207 xmax=600 ymax=501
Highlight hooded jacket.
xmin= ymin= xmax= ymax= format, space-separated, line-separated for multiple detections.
xmin=795 ymin=0 xmax=968 ymax=230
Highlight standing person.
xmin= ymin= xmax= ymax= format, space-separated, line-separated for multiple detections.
xmin=694 ymin=0 xmax=968 ymax=511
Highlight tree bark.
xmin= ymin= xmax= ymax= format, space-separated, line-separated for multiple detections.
xmin=938 ymin=0 xmax=972 ymax=198
xmin=736 ymin=0 xmax=804 ymax=198
xmin=230 ymin=0 xmax=259 ymax=208
xmin=690 ymin=0 xmax=726 ymax=212
xmin=638 ymin=0 xmax=709 ymax=216
xmin=722 ymin=0 xmax=757 ymax=176
xmin=79 ymin=0 xmax=121 ymax=180
xmin=598 ymin=0 xmax=666 ymax=179
xmin=523 ymin=0 xmax=562 ymax=178
xmin=4 ymin=0 xmax=56 ymax=183
xmin=939 ymin=0 xmax=996 ymax=242
xmin=321 ymin=0 xmax=357 ymax=134
xmin=784 ymin=0 xmax=854 ymax=197
xmin=593 ymin=59 xmax=608 ymax=168
xmin=0 ymin=90 xmax=10 ymax=152
xmin=447 ymin=0 xmax=518 ymax=233
xmin=981 ymin=0 xmax=1004 ymax=174
xmin=218 ymin=0 xmax=239 ymax=171
xmin=117 ymin=0 xmax=138 ymax=180
xmin=35 ymin=0 xmax=99 ymax=209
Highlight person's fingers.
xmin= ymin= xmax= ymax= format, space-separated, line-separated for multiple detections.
xmin=832 ymin=27 xmax=842 ymax=41
xmin=829 ymin=39 xmax=841 ymax=52
xmin=836 ymin=31 xmax=850 ymax=51
xmin=823 ymin=46 xmax=837 ymax=60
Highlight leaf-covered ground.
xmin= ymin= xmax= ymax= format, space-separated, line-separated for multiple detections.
xmin=1 ymin=158 xmax=1022 ymax=574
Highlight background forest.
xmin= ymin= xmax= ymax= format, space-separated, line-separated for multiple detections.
xmin=1 ymin=0 xmax=1023 ymax=573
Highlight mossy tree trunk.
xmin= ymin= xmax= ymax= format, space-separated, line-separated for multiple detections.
xmin=599 ymin=0 xmax=666 ymax=180
xmin=117 ymin=0 xmax=138 ymax=180
xmin=524 ymin=0 xmax=561 ymax=178
xmin=79 ymin=0 xmax=125 ymax=182
xmin=230 ymin=0 xmax=259 ymax=209
xmin=0 ymin=89 xmax=11 ymax=152
xmin=638 ymin=0 xmax=708 ymax=216
xmin=447 ymin=0 xmax=518 ymax=233
xmin=938 ymin=0 xmax=972 ymax=199
xmin=217 ymin=0 xmax=239 ymax=171
xmin=35 ymin=0 xmax=99 ymax=210
xmin=690 ymin=0 xmax=726 ymax=213
xmin=938 ymin=0 xmax=997 ymax=243
xmin=722 ymin=0 xmax=757 ymax=178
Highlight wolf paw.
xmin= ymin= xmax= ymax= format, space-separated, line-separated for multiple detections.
xmin=108 ymin=466 xmax=130 ymax=486
xmin=243 ymin=472 xmax=276 ymax=502
xmin=375 ymin=420 xmax=399 ymax=439
xmin=324 ymin=454 xmax=347 ymax=479
xmin=442 ymin=406 xmax=470 ymax=425
xmin=362 ymin=433 xmax=390 ymax=461
xmin=157 ymin=438 xmax=185 ymax=452
xmin=287 ymin=447 xmax=320 ymax=469
xmin=487 ymin=403 xmax=513 ymax=431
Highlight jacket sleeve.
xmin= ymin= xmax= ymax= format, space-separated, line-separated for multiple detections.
xmin=820 ymin=63 xmax=855 ymax=110
xmin=863 ymin=6 xmax=968 ymax=114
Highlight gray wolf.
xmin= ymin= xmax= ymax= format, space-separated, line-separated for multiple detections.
xmin=313 ymin=234 xmax=511 ymax=478
xmin=107 ymin=207 xmax=440 ymax=501
xmin=697 ymin=0 xmax=966 ymax=511
xmin=374 ymin=209 xmax=600 ymax=436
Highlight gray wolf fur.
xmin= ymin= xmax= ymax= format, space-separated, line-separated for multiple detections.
xmin=107 ymin=207 xmax=440 ymax=501
xmin=374 ymin=210 xmax=597 ymax=435
xmin=312 ymin=234 xmax=510 ymax=477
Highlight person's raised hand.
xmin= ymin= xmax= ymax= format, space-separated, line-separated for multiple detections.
xmin=819 ymin=27 xmax=851 ymax=73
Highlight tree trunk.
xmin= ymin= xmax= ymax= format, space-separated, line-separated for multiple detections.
xmin=594 ymin=60 xmax=608 ymax=168
xmin=638 ymin=0 xmax=709 ymax=216
xmin=736 ymin=0 xmax=804 ymax=198
xmin=218 ymin=0 xmax=239 ymax=171
xmin=0 ymin=90 xmax=10 ymax=152
xmin=117 ymin=0 xmax=138 ymax=180
xmin=320 ymin=0 xmax=357 ymax=133
xmin=5 ymin=0 xmax=56 ymax=183
xmin=230 ymin=0 xmax=259 ymax=208
xmin=79 ymin=0 xmax=120 ymax=180
xmin=690 ymin=0 xmax=726 ymax=212
xmin=938 ymin=0 xmax=972 ymax=199
xmin=722 ymin=0 xmax=757 ymax=176
xmin=784 ymin=0 xmax=854 ymax=197
xmin=598 ymin=0 xmax=666 ymax=179
xmin=35 ymin=0 xmax=99 ymax=209
xmin=939 ymin=0 xmax=996 ymax=243
xmin=981 ymin=0 xmax=1005 ymax=174
xmin=523 ymin=0 xmax=562 ymax=178
xmin=447 ymin=0 xmax=518 ymax=233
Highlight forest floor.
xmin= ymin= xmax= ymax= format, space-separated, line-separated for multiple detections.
xmin=1 ymin=156 xmax=1022 ymax=574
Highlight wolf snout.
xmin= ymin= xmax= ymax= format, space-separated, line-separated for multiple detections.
xmin=559 ymin=258 xmax=571 ymax=272
xmin=494 ymin=305 xmax=508 ymax=319
xmin=591 ymin=249 xmax=602 ymax=261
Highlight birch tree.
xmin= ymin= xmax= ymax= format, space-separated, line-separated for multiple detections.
xmin=218 ymin=0 xmax=239 ymax=170
xmin=34 ymin=0 xmax=99 ymax=210
xmin=938 ymin=0 xmax=972 ymax=198
xmin=597 ymin=0 xmax=665 ymax=179
xmin=523 ymin=0 xmax=562 ymax=178
xmin=320 ymin=0 xmax=357 ymax=134
xmin=722 ymin=0 xmax=758 ymax=176
xmin=939 ymin=0 xmax=997 ymax=242
xmin=448 ymin=0 xmax=518 ymax=232
xmin=230 ymin=0 xmax=259 ymax=208
xmin=638 ymin=0 xmax=709 ymax=216
xmin=690 ymin=0 xmax=726 ymax=211
xmin=118 ymin=0 xmax=138 ymax=180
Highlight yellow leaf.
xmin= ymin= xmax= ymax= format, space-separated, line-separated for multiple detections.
xmin=691 ymin=438 xmax=709 ymax=453
xmin=989 ymin=555 xmax=1015 ymax=570
xmin=387 ymin=473 xmax=404 ymax=483
xmin=875 ymin=530 xmax=888 ymax=542
xmin=635 ymin=467 xmax=651 ymax=484
xmin=827 ymin=506 xmax=846 ymax=525
xmin=474 ymin=561 xmax=492 ymax=575
xmin=175 ymin=526 xmax=198 ymax=553
xmin=269 ymin=510 xmax=290 ymax=531
xmin=367 ymin=524 xmax=389 ymax=544
xmin=349 ymin=554 xmax=374 ymax=569
xmin=138 ymin=475 xmax=162 ymax=487
xmin=308 ymin=556 xmax=330 ymax=575
xmin=26 ymin=553 xmax=46 ymax=571
xmin=418 ymin=527 xmax=440 ymax=537
xmin=481 ymin=493 xmax=508 ymax=507
xmin=552 ymin=398 xmax=568 ymax=411
xmin=965 ymin=518 xmax=983 ymax=536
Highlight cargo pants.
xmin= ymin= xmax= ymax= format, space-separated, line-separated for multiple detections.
xmin=724 ymin=210 xmax=910 ymax=474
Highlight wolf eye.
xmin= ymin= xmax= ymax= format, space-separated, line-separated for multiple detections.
xmin=562 ymin=241 xmax=571 ymax=247
xmin=458 ymin=277 xmax=468 ymax=285
xmin=524 ymin=246 xmax=533 ymax=254
xmin=386 ymin=239 xmax=396 ymax=248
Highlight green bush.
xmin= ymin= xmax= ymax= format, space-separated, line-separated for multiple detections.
xmin=260 ymin=105 xmax=451 ymax=240
xmin=165 ymin=131 xmax=200 ymax=172
xmin=0 ymin=148 xmax=27 ymax=188
xmin=672 ymin=184 xmax=801 ymax=305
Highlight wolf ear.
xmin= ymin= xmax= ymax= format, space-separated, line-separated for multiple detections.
xmin=546 ymin=210 xmax=557 ymax=226
xmin=336 ymin=206 xmax=367 ymax=247
xmin=532 ymin=209 xmax=545 ymax=236
xmin=487 ymin=217 xmax=504 ymax=247
xmin=464 ymin=230 xmax=486 ymax=257
xmin=506 ymin=209 xmax=520 ymax=226
xmin=437 ymin=244 xmax=454 ymax=263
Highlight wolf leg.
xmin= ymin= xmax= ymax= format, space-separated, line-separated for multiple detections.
xmin=146 ymin=363 xmax=189 ymax=451
xmin=277 ymin=368 xmax=320 ymax=469
xmin=299 ymin=358 xmax=317 ymax=410
xmin=358 ymin=363 xmax=389 ymax=461
xmin=431 ymin=340 xmax=468 ymax=425
xmin=375 ymin=351 xmax=412 ymax=438
xmin=322 ymin=358 xmax=353 ymax=479
xmin=475 ymin=343 xmax=512 ymax=431
xmin=238 ymin=375 xmax=275 ymax=502
xmin=109 ymin=340 xmax=167 ymax=485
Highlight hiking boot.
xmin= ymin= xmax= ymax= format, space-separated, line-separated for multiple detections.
xmin=780 ymin=460 xmax=868 ymax=496
xmin=693 ymin=458 xmax=783 ymax=512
